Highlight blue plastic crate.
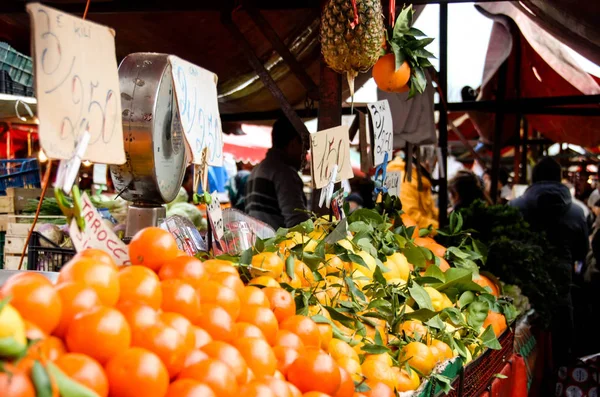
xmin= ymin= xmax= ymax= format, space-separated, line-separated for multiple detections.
xmin=0 ymin=159 xmax=41 ymax=195
xmin=0 ymin=42 xmax=33 ymax=87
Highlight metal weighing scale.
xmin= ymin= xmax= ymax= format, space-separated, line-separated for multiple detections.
xmin=110 ymin=53 xmax=187 ymax=237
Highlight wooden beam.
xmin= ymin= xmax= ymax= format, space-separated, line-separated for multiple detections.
xmin=438 ymin=2 xmax=449 ymax=226
xmin=490 ymin=60 xmax=509 ymax=204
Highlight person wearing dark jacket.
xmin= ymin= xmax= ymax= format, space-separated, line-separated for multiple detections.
xmin=509 ymin=157 xmax=588 ymax=372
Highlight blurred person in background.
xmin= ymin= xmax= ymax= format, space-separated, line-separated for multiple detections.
xmin=245 ymin=117 xmax=309 ymax=229
xmin=226 ymin=167 xmax=251 ymax=212
xmin=483 ymin=168 xmax=511 ymax=204
xmin=564 ymin=181 xmax=593 ymax=230
xmin=345 ymin=193 xmax=363 ymax=214
xmin=587 ymin=165 xmax=600 ymax=209
xmin=448 ymin=170 xmax=487 ymax=213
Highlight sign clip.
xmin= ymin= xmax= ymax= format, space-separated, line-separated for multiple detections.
xmin=319 ymin=164 xmax=338 ymax=209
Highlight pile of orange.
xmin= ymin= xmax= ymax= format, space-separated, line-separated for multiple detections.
xmin=1 ymin=227 xmax=396 ymax=397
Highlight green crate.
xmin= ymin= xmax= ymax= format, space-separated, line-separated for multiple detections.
xmin=0 ymin=231 xmax=5 ymax=268
xmin=0 ymin=43 xmax=33 ymax=87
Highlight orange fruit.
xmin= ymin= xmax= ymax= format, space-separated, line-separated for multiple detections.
xmin=161 ymin=279 xmax=201 ymax=322
xmin=235 ymin=337 xmax=277 ymax=379
xmin=249 ymin=276 xmax=281 ymax=288
xmin=399 ymin=320 xmax=428 ymax=342
xmin=1 ymin=272 xmax=62 ymax=335
xmin=116 ymin=301 xmax=159 ymax=332
xmin=196 ymin=281 xmax=241 ymax=320
xmin=335 ymin=367 xmax=354 ymax=397
xmin=437 ymin=257 xmax=451 ymax=272
xmin=166 ymin=379 xmax=216 ymax=397
xmin=272 ymin=346 xmax=300 ymax=376
xmin=251 ymin=252 xmax=284 ymax=279
xmin=263 ymin=377 xmax=293 ymax=397
xmin=279 ymin=316 xmax=321 ymax=349
xmin=294 ymin=261 xmax=315 ymax=287
xmin=192 ymin=326 xmax=213 ymax=349
xmin=24 ymin=320 xmax=47 ymax=340
xmin=429 ymin=339 xmax=453 ymax=361
xmin=240 ymin=380 xmax=277 ymax=397
xmin=55 ymin=353 xmax=109 ymax=397
xmin=132 ymin=322 xmax=187 ymax=378
xmin=394 ymin=367 xmax=420 ymax=392
xmin=363 ymin=381 xmax=394 ymax=397
xmin=201 ymin=341 xmax=248 ymax=384
xmin=203 ymin=259 xmax=238 ymax=275
xmin=233 ymin=322 xmax=267 ymax=340
xmin=165 ymin=378 xmax=216 ymax=397
xmin=194 ymin=304 xmax=234 ymax=343
xmin=239 ymin=286 xmax=270 ymax=308
xmin=328 ymin=339 xmax=360 ymax=363
xmin=274 ymin=330 xmax=305 ymax=351
xmin=287 ymin=349 xmax=341 ymax=395
xmin=159 ymin=256 xmax=207 ymax=289
xmin=54 ymin=281 xmax=101 ymax=338
xmin=28 ymin=335 xmax=66 ymax=362
xmin=316 ymin=323 xmax=333 ymax=351
xmin=129 ymin=227 xmax=179 ymax=271
xmin=263 ymin=287 xmax=296 ymax=323
xmin=72 ymin=248 xmax=118 ymax=270
xmin=58 ymin=258 xmax=120 ymax=306
xmin=400 ymin=342 xmax=435 ymax=376
xmin=210 ymin=272 xmax=245 ymax=296
xmin=160 ymin=312 xmax=196 ymax=351
xmin=414 ymin=237 xmax=446 ymax=258
xmin=66 ymin=306 xmax=131 ymax=365
xmin=105 ymin=347 xmax=169 ymax=397
xmin=182 ymin=349 xmax=209 ymax=369
xmin=0 ymin=366 xmax=36 ymax=397
xmin=483 ymin=310 xmax=507 ymax=337
xmin=474 ymin=275 xmax=500 ymax=297
xmin=400 ymin=213 xmax=419 ymax=238
xmin=118 ymin=266 xmax=162 ymax=309
xmin=178 ymin=357 xmax=239 ymax=397
xmin=237 ymin=305 xmax=279 ymax=345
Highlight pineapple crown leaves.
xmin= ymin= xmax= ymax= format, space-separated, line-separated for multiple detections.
xmin=386 ymin=5 xmax=436 ymax=98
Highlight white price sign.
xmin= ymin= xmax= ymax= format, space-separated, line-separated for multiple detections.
xmin=384 ymin=171 xmax=401 ymax=197
xmin=69 ymin=193 xmax=130 ymax=265
xmin=310 ymin=125 xmax=354 ymax=189
xmin=367 ymin=100 xmax=393 ymax=166
xmin=93 ymin=163 xmax=107 ymax=185
xmin=206 ymin=192 xmax=224 ymax=241
xmin=169 ymin=56 xmax=223 ymax=166
xmin=27 ymin=3 xmax=125 ymax=164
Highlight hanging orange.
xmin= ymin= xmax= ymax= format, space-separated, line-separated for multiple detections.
xmin=372 ymin=53 xmax=411 ymax=93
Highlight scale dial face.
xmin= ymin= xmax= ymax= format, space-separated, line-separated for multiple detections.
xmin=111 ymin=53 xmax=187 ymax=205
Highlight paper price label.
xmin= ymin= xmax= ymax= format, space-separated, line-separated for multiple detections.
xmin=384 ymin=171 xmax=401 ymax=197
xmin=69 ymin=193 xmax=130 ymax=265
xmin=367 ymin=100 xmax=393 ymax=167
xmin=27 ymin=3 xmax=125 ymax=164
xmin=93 ymin=163 xmax=107 ymax=185
xmin=310 ymin=125 xmax=354 ymax=189
xmin=206 ymin=192 xmax=224 ymax=241
xmin=169 ymin=56 xmax=223 ymax=166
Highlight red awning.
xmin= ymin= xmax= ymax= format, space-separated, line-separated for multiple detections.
xmin=222 ymin=124 xmax=271 ymax=165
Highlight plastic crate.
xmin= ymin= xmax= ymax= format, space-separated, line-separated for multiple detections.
xmin=27 ymin=232 xmax=75 ymax=272
xmin=0 ymin=159 xmax=41 ymax=196
xmin=0 ymin=43 xmax=33 ymax=87
xmin=0 ymin=71 xmax=34 ymax=97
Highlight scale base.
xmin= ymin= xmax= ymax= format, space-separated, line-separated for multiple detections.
xmin=125 ymin=205 xmax=167 ymax=237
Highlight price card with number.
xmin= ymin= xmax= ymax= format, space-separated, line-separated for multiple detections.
xmin=169 ymin=56 xmax=223 ymax=166
xmin=384 ymin=171 xmax=401 ymax=197
xmin=27 ymin=3 xmax=125 ymax=165
xmin=367 ymin=100 xmax=393 ymax=167
xmin=310 ymin=125 xmax=354 ymax=189
xmin=206 ymin=192 xmax=224 ymax=241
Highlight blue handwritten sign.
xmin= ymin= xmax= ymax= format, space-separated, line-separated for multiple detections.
xmin=367 ymin=100 xmax=393 ymax=167
xmin=26 ymin=3 xmax=125 ymax=164
xmin=169 ymin=56 xmax=223 ymax=166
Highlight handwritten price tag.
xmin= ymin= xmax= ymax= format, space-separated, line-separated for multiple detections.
xmin=206 ymin=192 xmax=224 ymax=241
xmin=384 ymin=171 xmax=401 ymax=197
xmin=367 ymin=100 xmax=393 ymax=167
xmin=27 ymin=3 xmax=125 ymax=164
xmin=69 ymin=193 xmax=130 ymax=265
xmin=169 ymin=56 xmax=223 ymax=166
xmin=310 ymin=125 xmax=354 ymax=189
xmin=93 ymin=163 xmax=107 ymax=185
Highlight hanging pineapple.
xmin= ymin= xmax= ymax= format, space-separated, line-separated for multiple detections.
xmin=320 ymin=0 xmax=385 ymax=99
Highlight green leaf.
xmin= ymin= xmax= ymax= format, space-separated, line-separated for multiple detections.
xmin=0 ymin=296 xmax=11 ymax=313
xmin=425 ymin=265 xmax=446 ymax=283
xmin=345 ymin=276 xmax=367 ymax=302
xmin=467 ymin=300 xmax=490 ymax=329
xmin=349 ymin=221 xmax=373 ymax=234
xmin=240 ymin=248 xmax=253 ymax=265
xmin=403 ymin=246 xmax=427 ymax=269
xmin=404 ymin=308 xmax=437 ymax=322
xmin=425 ymin=315 xmax=445 ymax=330
xmin=413 ymin=67 xmax=427 ymax=93
xmin=494 ymin=374 xmax=508 ymax=379
xmin=324 ymin=306 xmax=356 ymax=330
xmin=458 ymin=291 xmax=475 ymax=308
xmin=449 ymin=212 xmax=463 ymax=234
xmin=393 ymin=5 xmax=413 ymax=37
xmin=374 ymin=329 xmax=384 ymax=346
xmin=480 ymin=325 xmax=502 ymax=350
xmin=407 ymin=27 xmax=426 ymax=37
xmin=289 ymin=219 xmax=315 ymax=234
xmin=285 ymin=256 xmax=295 ymax=279
xmin=348 ymin=208 xmax=384 ymax=225
xmin=446 ymin=247 xmax=470 ymax=260
xmin=372 ymin=266 xmax=387 ymax=286
xmin=361 ymin=344 xmax=391 ymax=355
xmin=32 ymin=361 xmax=53 ymax=397
xmin=408 ymin=283 xmax=434 ymax=311
xmin=368 ymin=299 xmax=392 ymax=311
xmin=441 ymin=307 xmax=465 ymax=326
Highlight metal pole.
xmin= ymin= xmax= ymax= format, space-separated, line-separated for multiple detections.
xmin=520 ymin=117 xmax=528 ymax=183
xmin=491 ymin=60 xmax=509 ymax=204
xmin=438 ymin=3 xmax=449 ymax=226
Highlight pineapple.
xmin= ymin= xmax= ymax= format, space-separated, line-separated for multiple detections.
xmin=320 ymin=0 xmax=384 ymax=96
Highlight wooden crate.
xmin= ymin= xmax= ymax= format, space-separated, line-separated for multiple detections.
xmin=0 ymin=214 xmax=7 ymax=232
xmin=3 ymin=255 xmax=26 ymax=270
xmin=7 ymin=216 xmax=66 ymax=237
xmin=0 ymin=188 xmax=53 ymax=214
xmin=4 ymin=235 xmax=27 ymax=255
